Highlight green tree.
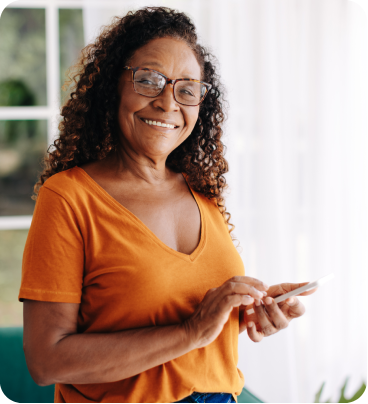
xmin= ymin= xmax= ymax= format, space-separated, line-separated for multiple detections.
xmin=0 ymin=8 xmax=46 ymax=105
xmin=0 ymin=79 xmax=36 ymax=145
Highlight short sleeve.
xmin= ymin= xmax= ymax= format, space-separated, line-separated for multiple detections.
xmin=19 ymin=185 xmax=84 ymax=303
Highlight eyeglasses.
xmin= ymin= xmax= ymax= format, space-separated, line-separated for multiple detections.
xmin=123 ymin=66 xmax=212 ymax=106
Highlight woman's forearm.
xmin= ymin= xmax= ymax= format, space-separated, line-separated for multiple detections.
xmin=25 ymin=274 xmax=264 ymax=387
xmin=38 ymin=324 xmax=192 ymax=386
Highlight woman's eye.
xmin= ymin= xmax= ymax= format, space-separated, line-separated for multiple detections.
xmin=180 ymin=88 xmax=195 ymax=97
xmin=137 ymin=79 xmax=155 ymax=85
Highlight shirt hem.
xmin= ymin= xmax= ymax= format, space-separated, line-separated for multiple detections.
xmin=18 ymin=288 xmax=81 ymax=304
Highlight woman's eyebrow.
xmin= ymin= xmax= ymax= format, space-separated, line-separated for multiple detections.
xmin=141 ymin=61 xmax=163 ymax=69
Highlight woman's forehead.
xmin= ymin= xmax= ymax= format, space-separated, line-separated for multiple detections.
xmin=129 ymin=37 xmax=201 ymax=79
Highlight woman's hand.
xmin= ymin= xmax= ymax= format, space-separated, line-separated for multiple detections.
xmin=239 ymin=282 xmax=318 ymax=342
xmin=183 ymin=276 xmax=269 ymax=349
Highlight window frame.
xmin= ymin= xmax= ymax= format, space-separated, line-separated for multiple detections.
xmin=0 ymin=0 xmax=78 ymax=229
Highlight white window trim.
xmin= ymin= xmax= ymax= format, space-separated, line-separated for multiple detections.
xmin=0 ymin=216 xmax=32 ymax=230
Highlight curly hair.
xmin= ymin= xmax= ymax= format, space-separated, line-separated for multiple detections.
xmin=33 ymin=6 xmax=238 ymax=242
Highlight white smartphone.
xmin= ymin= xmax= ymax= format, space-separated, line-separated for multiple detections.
xmin=273 ymin=273 xmax=335 ymax=304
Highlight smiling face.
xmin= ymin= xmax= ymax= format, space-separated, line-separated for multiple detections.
xmin=116 ymin=37 xmax=201 ymax=161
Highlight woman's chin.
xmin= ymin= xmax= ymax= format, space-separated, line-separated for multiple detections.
xmin=141 ymin=141 xmax=177 ymax=159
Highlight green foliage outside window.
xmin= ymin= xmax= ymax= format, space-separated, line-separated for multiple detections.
xmin=0 ymin=78 xmax=46 ymax=216
xmin=0 ymin=79 xmax=38 ymax=147
xmin=0 ymin=8 xmax=46 ymax=105
xmin=0 ymin=79 xmax=35 ymax=108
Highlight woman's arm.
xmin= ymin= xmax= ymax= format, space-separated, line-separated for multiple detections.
xmin=23 ymin=300 xmax=192 ymax=386
xmin=23 ymin=276 xmax=266 ymax=386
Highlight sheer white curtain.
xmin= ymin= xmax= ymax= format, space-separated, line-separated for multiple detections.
xmin=83 ymin=0 xmax=367 ymax=402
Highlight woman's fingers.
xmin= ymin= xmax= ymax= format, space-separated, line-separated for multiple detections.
xmin=185 ymin=276 xmax=269 ymax=349
xmin=220 ymin=294 xmax=255 ymax=313
xmin=251 ymin=300 xmax=275 ymax=336
xmin=246 ymin=322 xmax=264 ymax=343
xmin=242 ymin=295 xmax=256 ymax=305
xmin=227 ymin=276 xmax=269 ymax=292
xmin=243 ymin=282 xmax=312 ymax=342
xmin=212 ymin=277 xmax=268 ymax=307
xmin=279 ymin=297 xmax=306 ymax=320
xmin=267 ymin=282 xmax=317 ymax=299
xmin=298 ymin=287 xmax=318 ymax=297
xmin=261 ymin=298 xmax=289 ymax=332
xmin=246 ymin=297 xmax=289 ymax=338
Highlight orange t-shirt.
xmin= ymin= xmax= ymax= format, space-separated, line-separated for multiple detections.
xmin=19 ymin=166 xmax=245 ymax=403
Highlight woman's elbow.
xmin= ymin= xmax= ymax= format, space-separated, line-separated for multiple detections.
xmin=25 ymin=360 xmax=52 ymax=387
xmin=33 ymin=374 xmax=52 ymax=387
xmin=23 ymin=342 xmax=54 ymax=386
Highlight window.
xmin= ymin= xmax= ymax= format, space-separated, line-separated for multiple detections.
xmin=0 ymin=0 xmax=84 ymax=325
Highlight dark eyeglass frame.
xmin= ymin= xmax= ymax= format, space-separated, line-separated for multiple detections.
xmin=123 ymin=66 xmax=212 ymax=106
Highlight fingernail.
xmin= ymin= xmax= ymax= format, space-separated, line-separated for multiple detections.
xmin=263 ymin=283 xmax=269 ymax=289
xmin=255 ymin=299 xmax=261 ymax=306
xmin=247 ymin=322 xmax=254 ymax=328
xmin=262 ymin=291 xmax=267 ymax=296
xmin=287 ymin=297 xmax=295 ymax=305
xmin=265 ymin=297 xmax=272 ymax=305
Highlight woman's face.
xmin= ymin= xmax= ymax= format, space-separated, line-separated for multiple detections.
xmin=116 ymin=37 xmax=201 ymax=161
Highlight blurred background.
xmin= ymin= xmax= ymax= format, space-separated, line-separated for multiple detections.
xmin=0 ymin=0 xmax=366 ymax=402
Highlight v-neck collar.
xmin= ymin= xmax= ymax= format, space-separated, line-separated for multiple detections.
xmin=75 ymin=166 xmax=206 ymax=263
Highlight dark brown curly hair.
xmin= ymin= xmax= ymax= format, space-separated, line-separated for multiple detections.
xmin=33 ymin=6 xmax=237 ymax=242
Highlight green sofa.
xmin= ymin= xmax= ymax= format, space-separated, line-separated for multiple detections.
xmin=0 ymin=327 xmax=263 ymax=403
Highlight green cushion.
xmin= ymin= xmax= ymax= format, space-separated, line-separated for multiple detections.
xmin=0 ymin=327 xmax=263 ymax=403
xmin=0 ymin=327 xmax=54 ymax=403
xmin=237 ymin=386 xmax=264 ymax=403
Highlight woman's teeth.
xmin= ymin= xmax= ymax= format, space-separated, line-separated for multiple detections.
xmin=144 ymin=119 xmax=176 ymax=129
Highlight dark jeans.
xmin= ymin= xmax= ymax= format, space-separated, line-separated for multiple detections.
xmin=174 ymin=392 xmax=236 ymax=403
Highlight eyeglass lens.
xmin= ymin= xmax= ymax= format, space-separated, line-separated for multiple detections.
xmin=134 ymin=70 xmax=206 ymax=106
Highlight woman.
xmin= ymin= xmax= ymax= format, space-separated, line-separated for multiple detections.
xmin=19 ymin=7 xmax=314 ymax=403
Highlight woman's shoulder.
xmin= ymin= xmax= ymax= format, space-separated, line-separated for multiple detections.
xmin=41 ymin=166 xmax=88 ymax=200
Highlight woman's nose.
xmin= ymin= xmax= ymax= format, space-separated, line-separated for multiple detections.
xmin=152 ymin=84 xmax=180 ymax=112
